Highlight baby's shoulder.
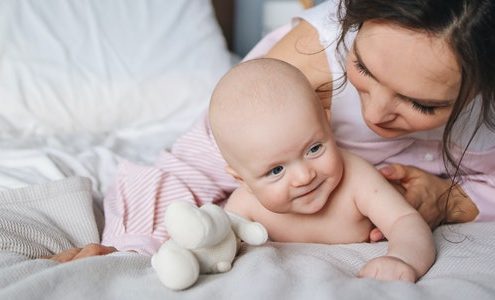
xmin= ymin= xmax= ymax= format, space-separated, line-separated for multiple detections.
xmin=224 ymin=187 xmax=258 ymax=219
xmin=340 ymin=149 xmax=379 ymax=174
xmin=338 ymin=149 xmax=385 ymax=194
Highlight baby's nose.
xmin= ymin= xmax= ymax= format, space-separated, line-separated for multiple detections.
xmin=291 ymin=164 xmax=316 ymax=187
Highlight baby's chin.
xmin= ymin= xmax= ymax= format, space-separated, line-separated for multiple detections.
xmin=290 ymin=192 xmax=329 ymax=215
xmin=268 ymin=198 xmax=327 ymax=215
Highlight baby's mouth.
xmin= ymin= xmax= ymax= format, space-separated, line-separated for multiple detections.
xmin=294 ymin=181 xmax=324 ymax=200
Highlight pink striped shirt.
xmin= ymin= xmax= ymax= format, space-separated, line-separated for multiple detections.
xmin=102 ymin=115 xmax=238 ymax=254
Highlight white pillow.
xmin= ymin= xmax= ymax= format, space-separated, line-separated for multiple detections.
xmin=0 ymin=0 xmax=232 ymax=137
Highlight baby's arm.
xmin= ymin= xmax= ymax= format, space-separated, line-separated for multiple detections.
xmin=348 ymin=153 xmax=435 ymax=282
xmin=357 ymin=213 xmax=434 ymax=282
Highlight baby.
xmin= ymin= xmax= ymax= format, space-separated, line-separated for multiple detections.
xmin=209 ymin=58 xmax=436 ymax=282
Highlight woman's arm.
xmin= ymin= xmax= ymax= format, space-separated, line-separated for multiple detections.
xmin=263 ymin=20 xmax=333 ymax=110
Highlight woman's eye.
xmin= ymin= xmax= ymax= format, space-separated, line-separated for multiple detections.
xmin=353 ymin=60 xmax=371 ymax=77
xmin=307 ymin=143 xmax=323 ymax=156
xmin=353 ymin=57 xmax=437 ymax=116
xmin=268 ymin=166 xmax=284 ymax=176
xmin=411 ymin=101 xmax=436 ymax=115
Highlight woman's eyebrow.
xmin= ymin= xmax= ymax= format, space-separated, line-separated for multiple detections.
xmin=353 ymin=40 xmax=455 ymax=107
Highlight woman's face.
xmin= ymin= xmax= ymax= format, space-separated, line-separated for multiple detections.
xmin=346 ymin=20 xmax=461 ymax=138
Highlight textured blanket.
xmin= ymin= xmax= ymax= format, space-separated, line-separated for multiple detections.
xmin=1 ymin=177 xmax=494 ymax=300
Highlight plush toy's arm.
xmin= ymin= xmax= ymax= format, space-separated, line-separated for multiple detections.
xmin=226 ymin=212 xmax=268 ymax=246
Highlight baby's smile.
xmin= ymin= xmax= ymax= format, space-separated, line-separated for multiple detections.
xmin=293 ymin=180 xmax=324 ymax=200
xmin=291 ymin=179 xmax=330 ymax=214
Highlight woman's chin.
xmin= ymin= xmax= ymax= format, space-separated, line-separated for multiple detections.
xmin=367 ymin=122 xmax=408 ymax=138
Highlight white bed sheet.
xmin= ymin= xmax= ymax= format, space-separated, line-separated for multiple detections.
xmin=0 ymin=125 xmax=181 ymax=198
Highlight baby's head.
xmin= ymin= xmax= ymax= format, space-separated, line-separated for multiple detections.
xmin=209 ymin=58 xmax=343 ymax=214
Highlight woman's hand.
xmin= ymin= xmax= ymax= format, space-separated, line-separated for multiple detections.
xmin=369 ymin=164 xmax=479 ymax=242
xmin=380 ymin=164 xmax=479 ymax=228
xmin=43 ymin=244 xmax=117 ymax=263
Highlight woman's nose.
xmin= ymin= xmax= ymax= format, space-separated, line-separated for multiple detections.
xmin=364 ymin=87 xmax=397 ymax=124
xmin=291 ymin=163 xmax=316 ymax=187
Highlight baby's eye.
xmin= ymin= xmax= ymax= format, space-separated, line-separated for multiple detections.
xmin=307 ymin=143 xmax=322 ymax=155
xmin=268 ymin=166 xmax=284 ymax=176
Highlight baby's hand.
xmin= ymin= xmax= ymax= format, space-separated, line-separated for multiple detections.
xmin=357 ymin=256 xmax=417 ymax=282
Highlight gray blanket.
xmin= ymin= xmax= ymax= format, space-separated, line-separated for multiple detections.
xmin=1 ymin=177 xmax=494 ymax=300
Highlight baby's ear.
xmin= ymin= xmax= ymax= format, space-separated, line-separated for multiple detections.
xmin=225 ymin=166 xmax=252 ymax=192
xmin=325 ymin=108 xmax=331 ymax=122
xmin=225 ymin=165 xmax=243 ymax=183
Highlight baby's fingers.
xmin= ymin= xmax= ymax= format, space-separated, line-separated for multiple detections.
xmin=358 ymin=257 xmax=417 ymax=282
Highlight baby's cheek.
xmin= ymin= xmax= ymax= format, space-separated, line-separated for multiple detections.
xmin=258 ymin=189 xmax=291 ymax=214
xmin=322 ymin=154 xmax=344 ymax=184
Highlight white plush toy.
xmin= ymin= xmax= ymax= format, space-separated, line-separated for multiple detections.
xmin=151 ymin=202 xmax=268 ymax=290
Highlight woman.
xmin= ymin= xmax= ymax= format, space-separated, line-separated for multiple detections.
xmin=247 ymin=0 xmax=493 ymax=231
xmin=52 ymin=0 xmax=495 ymax=260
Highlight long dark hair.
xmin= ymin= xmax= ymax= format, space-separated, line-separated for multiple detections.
xmin=336 ymin=0 xmax=495 ymax=181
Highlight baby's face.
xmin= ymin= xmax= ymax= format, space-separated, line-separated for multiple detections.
xmin=232 ymin=100 xmax=344 ymax=215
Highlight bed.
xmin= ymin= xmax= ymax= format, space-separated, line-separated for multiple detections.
xmin=1 ymin=0 xmax=495 ymax=299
